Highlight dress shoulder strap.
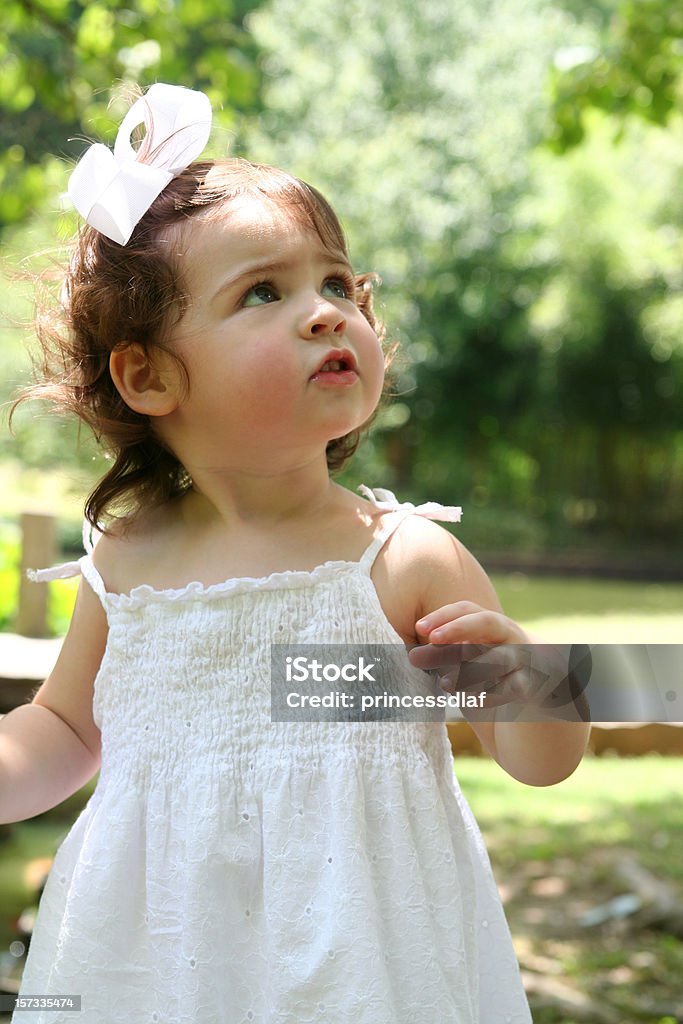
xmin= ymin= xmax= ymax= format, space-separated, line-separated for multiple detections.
xmin=27 ymin=520 xmax=108 ymax=604
xmin=357 ymin=485 xmax=463 ymax=575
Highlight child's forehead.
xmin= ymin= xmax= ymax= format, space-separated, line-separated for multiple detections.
xmin=216 ymin=196 xmax=304 ymax=244
xmin=189 ymin=193 xmax=333 ymax=251
xmin=181 ymin=194 xmax=344 ymax=266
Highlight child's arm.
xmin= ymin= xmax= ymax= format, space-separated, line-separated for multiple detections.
xmin=0 ymin=578 xmax=105 ymax=823
xmin=404 ymin=519 xmax=591 ymax=786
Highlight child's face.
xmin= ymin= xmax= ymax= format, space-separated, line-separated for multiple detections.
xmin=161 ymin=195 xmax=385 ymax=472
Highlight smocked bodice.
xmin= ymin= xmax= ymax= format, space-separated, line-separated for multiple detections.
xmin=92 ymin=558 xmax=448 ymax=786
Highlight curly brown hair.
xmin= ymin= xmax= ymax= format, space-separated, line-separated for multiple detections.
xmin=14 ymin=159 xmax=393 ymax=531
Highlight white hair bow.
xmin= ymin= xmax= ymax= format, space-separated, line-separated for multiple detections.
xmin=67 ymin=83 xmax=212 ymax=245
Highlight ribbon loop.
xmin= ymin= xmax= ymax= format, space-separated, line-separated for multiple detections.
xmin=68 ymin=83 xmax=212 ymax=245
xmin=357 ymin=485 xmax=463 ymax=524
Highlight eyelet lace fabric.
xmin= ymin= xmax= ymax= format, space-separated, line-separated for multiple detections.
xmin=16 ymin=489 xmax=531 ymax=1023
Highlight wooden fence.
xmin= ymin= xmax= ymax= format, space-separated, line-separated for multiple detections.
xmin=15 ymin=512 xmax=57 ymax=639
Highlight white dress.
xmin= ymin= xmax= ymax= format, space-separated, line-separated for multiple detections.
xmin=16 ymin=488 xmax=532 ymax=1024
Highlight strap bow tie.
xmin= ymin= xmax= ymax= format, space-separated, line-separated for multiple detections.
xmin=68 ymin=83 xmax=212 ymax=245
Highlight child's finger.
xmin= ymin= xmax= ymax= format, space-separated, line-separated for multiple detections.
xmin=423 ymin=610 xmax=512 ymax=645
xmin=415 ymin=602 xmax=486 ymax=637
xmin=408 ymin=641 xmax=487 ymax=672
xmin=453 ymin=646 xmax=527 ymax=689
xmin=409 ymin=634 xmax=517 ymax=683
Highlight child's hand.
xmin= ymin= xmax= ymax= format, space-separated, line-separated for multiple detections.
xmin=408 ymin=603 xmax=588 ymax=716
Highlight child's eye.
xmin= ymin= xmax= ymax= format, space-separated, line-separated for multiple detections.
xmin=322 ymin=277 xmax=354 ymax=300
xmin=242 ymin=283 xmax=280 ymax=307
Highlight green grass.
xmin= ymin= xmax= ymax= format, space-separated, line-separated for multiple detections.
xmin=493 ymin=574 xmax=683 ymax=620
xmin=456 ymin=755 xmax=683 ymax=882
xmin=493 ymin=573 xmax=683 ymax=642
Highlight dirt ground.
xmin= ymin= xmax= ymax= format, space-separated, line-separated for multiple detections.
xmin=499 ymin=849 xmax=682 ymax=1023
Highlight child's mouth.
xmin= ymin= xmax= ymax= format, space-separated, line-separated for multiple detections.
xmin=309 ymin=350 xmax=359 ymax=386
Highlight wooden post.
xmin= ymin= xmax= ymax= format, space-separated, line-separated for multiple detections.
xmin=16 ymin=513 xmax=57 ymax=638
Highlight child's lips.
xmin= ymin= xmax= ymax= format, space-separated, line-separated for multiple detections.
xmin=309 ymin=348 xmax=358 ymax=385
xmin=309 ymin=367 xmax=359 ymax=387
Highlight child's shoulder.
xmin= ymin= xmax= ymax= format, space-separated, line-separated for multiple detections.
xmin=359 ymin=493 xmax=502 ymax=633
xmin=374 ymin=511 xmax=488 ymax=594
xmin=351 ymin=484 xmax=474 ymax=575
xmin=89 ymin=501 xmax=178 ymax=595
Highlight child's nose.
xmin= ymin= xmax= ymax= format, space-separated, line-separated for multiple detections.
xmin=299 ymin=299 xmax=347 ymax=339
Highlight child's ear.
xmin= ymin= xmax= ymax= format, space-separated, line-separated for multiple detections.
xmin=109 ymin=343 xmax=181 ymax=417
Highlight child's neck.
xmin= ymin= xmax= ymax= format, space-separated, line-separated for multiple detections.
xmin=183 ymin=460 xmax=340 ymax=527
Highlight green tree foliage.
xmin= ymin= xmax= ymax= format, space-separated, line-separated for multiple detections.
xmin=243 ymin=0 xmax=683 ymax=549
xmin=0 ymin=0 xmax=262 ymax=228
xmin=0 ymin=0 xmax=263 ymax=506
xmin=549 ymin=0 xmax=683 ymax=150
xmin=523 ymin=120 xmax=683 ymax=540
xmin=243 ymin=0 xmax=572 ymax=427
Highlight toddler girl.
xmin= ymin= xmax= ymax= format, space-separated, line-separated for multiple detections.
xmin=1 ymin=84 xmax=589 ymax=1023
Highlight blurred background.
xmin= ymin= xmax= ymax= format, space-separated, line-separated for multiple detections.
xmin=0 ymin=1 xmax=682 ymax=1021
xmin=1 ymin=0 xmax=683 ymax=642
